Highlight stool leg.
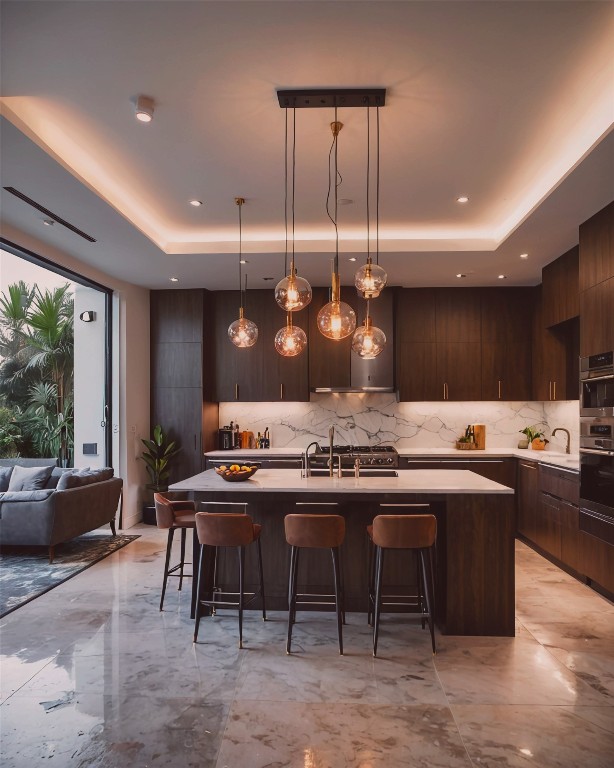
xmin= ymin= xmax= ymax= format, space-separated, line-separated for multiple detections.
xmin=367 ymin=535 xmax=375 ymax=627
xmin=419 ymin=547 xmax=436 ymax=654
xmin=179 ymin=527 xmax=186 ymax=591
xmin=238 ymin=546 xmax=246 ymax=649
xmin=290 ymin=546 xmax=300 ymax=627
xmin=256 ymin=537 xmax=267 ymax=621
xmin=417 ymin=551 xmax=426 ymax=629
xmin=286 ymin=545 xmax=298 ymax=654
xmin=373 ymin=546 xmax=385 ymax=657
xmin=211 ymin=546 xmax=218 ymax=615
xmin=193 ymin=544 xmax=206 ymax=642
xmin=160 ymin=527 xmax=175 ymax=611
xmin=331 ymin=546 xmax=344 ymax=656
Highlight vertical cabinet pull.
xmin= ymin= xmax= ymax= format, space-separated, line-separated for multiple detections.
xmin=443 ymin=383 xmax=449 ymax=400
xmin=498 ymin=380 xmax=502 ymax=399
xmin=235 ymin=383 xmax=239 ymax=400
xmin=552 ymin=380 xmax=556 ymax=400
xmin=280 ymin=383 xmax=284 ymax=400
xmin=548 ymin=380 xmax=552 ymax=401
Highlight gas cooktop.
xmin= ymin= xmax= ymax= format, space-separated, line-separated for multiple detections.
xmin=311 ymin=444 xmax=398 ymax=467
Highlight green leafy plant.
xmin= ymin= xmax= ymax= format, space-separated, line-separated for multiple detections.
xmin=520 ymin=426 xmax=549 ymax=444
xmin=0 ymin=406 xmax=21 ymax=458
xmin=140 ymin=424 xmax=181 ymax=492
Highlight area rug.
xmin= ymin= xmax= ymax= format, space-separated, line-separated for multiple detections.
xmin=0 ymin=533 xmax=139 ymax=618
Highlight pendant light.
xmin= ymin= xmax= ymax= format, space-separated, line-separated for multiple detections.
xmin=275 ymin=108 xmax=312 ymax=313
xmin=275 ymin=312 xmax=307 ymax=357
xmin=355 ymin=105 xmax=387 ymax=299
xmin=317 ymin=119 xmax=356 ymax=340
xmin=351 ymin=300 xmax=386 ymax=359
xmin=228 ymin=197 xmax=258 ymax=348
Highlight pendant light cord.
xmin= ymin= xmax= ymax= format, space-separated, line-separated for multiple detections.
xmin=238 ymin=199 xmax=243 ymax=310
xmin=284 ymin=108 xmax=288 ymax=278
xmin=376 ymin=106 xmax=380 ymax=266
xmin=292 ymin=107 xmax=296 ymax=271
xmin=366 ymin=105 xmax=371 ymax=265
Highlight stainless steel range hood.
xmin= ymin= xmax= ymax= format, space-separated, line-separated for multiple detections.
xmin=310 ymin=290 xmax=395 ymax=393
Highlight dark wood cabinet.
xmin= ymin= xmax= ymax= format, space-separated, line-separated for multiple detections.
xmin=308 ymin=287 xmax=352 ymax=390
xmin=580 ymin=277 xmax=614 ymax=357
xmin=532 ymin=285 xmax=574 ymax=400
xmin=150 ymin=289 xmax=218 ymax=483
xmin=212 ymin=290 xmax=309 ymax=402
xmin=435 ymin=289 xmax=481 ymax=342
xmin=480 ymin=288 xmax=533 ymax=400
xmin=542 ymin=246 xmax=579 ymax=328
xmin=396 ymin=289 xmax=437 ymax=401
xmin=579 ymin=201 xmax=614 ymax=292
xmin=436 ymin=342 xmax=482 ymax=400
xmin=559 ymin=499 xmax=582 ymax=574
xmin=401 ymin=457 xmax=516 ymax=488
xmin=579 ymin=529 xmax=614 ymax=595
xmin=516 ymin=459 xmax=539 ymax=541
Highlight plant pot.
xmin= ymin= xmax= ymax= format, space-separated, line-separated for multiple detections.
xmin=142 ymin=503 xmax=157 ymax=525
xmin=531 ymin=438 xmax=546 ymax=451
xmin=517 ymin=438 xmax=529 ymax=449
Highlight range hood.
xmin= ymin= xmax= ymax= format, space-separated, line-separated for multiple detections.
xmin=310 ymin=289 xmax=395 ymax=393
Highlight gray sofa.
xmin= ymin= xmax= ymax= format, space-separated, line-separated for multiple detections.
xmin=0 ymin=460 xmax=123 ymax=561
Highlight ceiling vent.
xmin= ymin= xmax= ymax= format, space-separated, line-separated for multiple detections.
xmin=3 ymin=187 xmax=97 ymax=242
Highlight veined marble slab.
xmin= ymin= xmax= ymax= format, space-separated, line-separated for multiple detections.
xmin=171 ymin=468 xmax=514 ymax=495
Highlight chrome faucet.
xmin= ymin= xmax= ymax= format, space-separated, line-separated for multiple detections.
xmin=552 ymin=427 xmax=571 ymax=454
xmin=302 ymin=441 xmax=320 ymax=478
xmin=329 ymin=425 xmax=335 ymax=478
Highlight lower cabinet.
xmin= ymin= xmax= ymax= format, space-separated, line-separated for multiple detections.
xmin=517 ymin=459 xmax=539 ymax=541
xmin=401 ymin=457 xmax=516 ymax=487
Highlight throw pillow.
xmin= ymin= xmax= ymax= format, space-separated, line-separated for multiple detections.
xmin=0 ymin=466 xmax=14 ymax=492
xmin=7 ymin=464 xmax=55 ymax=492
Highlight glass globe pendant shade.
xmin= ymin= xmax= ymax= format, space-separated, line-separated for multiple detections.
xmin=228 ymin=308 xmax=258 ymax=348
xmin=274 ymin=269 xmax=312 ymax=312
xmin=317 ymin=300 xmax=356 ymax=340
xmin=354 ymin=261 xmax=387 ymax=299
xmin=351 ymin=316 xmax=386 ymax=359
xmin=275 ymin=314 xmax=307 ymax=357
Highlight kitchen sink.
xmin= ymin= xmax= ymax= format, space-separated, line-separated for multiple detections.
xmin=309 ymin=468 xmax=398 ymax=478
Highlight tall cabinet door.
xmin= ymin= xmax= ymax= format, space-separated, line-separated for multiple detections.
xmin=435 ymin=289 xmax=482 ymax=401
xmin=308 ymin=287 xmax=352 ymax=390
xmin=396 ymin=289 xmax=438 ymax=401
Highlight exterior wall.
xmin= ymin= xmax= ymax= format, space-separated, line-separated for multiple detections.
xmin=2 ymin=223 xmax=149 ymax=528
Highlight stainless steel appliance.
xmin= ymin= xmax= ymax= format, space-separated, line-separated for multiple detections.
xmin=580 ymin=351 xmax=614 ymax=417
xmin=217 ymin=427 xmax=234 ymax=450
xmin=308 ymin=444 xmax=399 ymax=469
xmin=579 ymin=412 xmax=614 ymax=545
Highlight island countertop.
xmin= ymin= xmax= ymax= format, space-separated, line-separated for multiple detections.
xmin=171 ymin=468 xmax=514 ymax=496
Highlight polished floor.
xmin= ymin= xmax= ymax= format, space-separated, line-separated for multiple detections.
xmin=1 ymin=526 xmax=612 ymax=767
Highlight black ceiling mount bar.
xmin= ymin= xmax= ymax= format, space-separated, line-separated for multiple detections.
xmin=277 ymin=88 xmax=386 ymax=109
xmin=3 ymin=186 xmax=97 ymax=242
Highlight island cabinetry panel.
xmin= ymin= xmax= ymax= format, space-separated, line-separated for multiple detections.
xmin=542 ymin=246 xmax=579 ymax=328
xmin=480 ymin=288 xmax=533 ymax=401
xmin=401 ymin=457 xmax=516 ymax=488
xmin=579 ymin=201 xmax=614 ymax=292
xmin=579 ymin=529 xmax=614 ymax=595
xmin=212 ymin=290 xmax=309 ymax=402
xmin=150 ymin=289 xmax=217 ymax=480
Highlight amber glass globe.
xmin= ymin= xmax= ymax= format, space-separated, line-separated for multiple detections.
xmin=317 ymin=300 xmax=356 ymax=340
xmin=274 ymin=273 xmax=312 ymax=312
xmin=275 ymin=321 xmax=307 ymax=357
xmin=228 ymin=311 xmax=258 ymax=348
xmin=354 ymin=261 xmax=387 ymax=299
xmin=351 ymin=319 xmax=386 ymax=359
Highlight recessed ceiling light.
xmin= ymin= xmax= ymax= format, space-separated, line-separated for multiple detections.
xmin=348 ymin=257 xmax=357 ymax=262
xmin=134 ymin=95 xmax=154 ymax=123
xmin=498 ymin=274 xmax=507 ymax=279
xmin=169 ymin=277 xmax=179 ymax=282
xmin=189 ymin=199 xmax=202 ymax=207
xmin=520 ymin=253 xmax=529 ymax=259
xmin=456 ymin=196 xmax=469 ymax=203
xmin=338 ymin=199 xmax=353 ymax=205
xmin=456 ymin=273 xmax=466 ymax=278
xmin=42 ymin=219 xmax=54 ymax=226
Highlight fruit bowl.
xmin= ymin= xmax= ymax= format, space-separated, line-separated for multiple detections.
xmin=214 ymin=463 xmax=260 ymax=482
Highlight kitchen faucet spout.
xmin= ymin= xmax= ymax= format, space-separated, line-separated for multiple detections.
xmin=329 ymin=425 xmax=335 ymax=478
xmin=552 ymin=427 xmax=571 ymax=454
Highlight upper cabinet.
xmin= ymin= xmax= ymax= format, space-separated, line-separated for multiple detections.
xmin=579 ymin=201 xmax=614 ymax=292
xmin=542 ymin=246 xmax=579 ymax=328
xmin=211 ymin=290 xmax=309 ymax=402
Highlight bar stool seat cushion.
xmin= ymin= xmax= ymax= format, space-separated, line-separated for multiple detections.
xmin=284 ymin=514 xmax=345 ymax=549
xmin=173 ymin=512 xmax=197 ymax=527
xmin=372 ymin=515 xmax=436 ymax=549
xmin=195 ymin=512 xmax=261 ymax=547
xmin=154 ymin=494 xmax=197 ymax=529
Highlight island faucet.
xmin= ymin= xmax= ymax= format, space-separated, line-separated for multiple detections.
xmin=302 ymin=441 xmax=320 ymax=478
xmin=552 ymin=427 xmax=571 ymax=454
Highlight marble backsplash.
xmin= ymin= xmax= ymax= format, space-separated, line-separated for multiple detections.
xmin=219 ymin=396 xmax=580 ymax=453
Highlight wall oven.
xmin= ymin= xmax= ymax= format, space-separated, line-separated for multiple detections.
xmin=580 ymin=351 xmax=614 ymax=417
xmin=579 ymin=415 xmax=614 ymax=545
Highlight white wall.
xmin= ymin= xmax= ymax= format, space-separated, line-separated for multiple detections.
xmin=2 ymin=223 xmax=150 ymax=528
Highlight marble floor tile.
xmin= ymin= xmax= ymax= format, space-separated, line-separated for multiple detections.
xmin=1 ymin=525 xmax=613 ymax=767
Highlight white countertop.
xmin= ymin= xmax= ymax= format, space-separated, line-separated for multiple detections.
xmin=205 ymin=447 xmax=579 ymax=471
xmin=171 ymin=468 xmax=514 ymax=495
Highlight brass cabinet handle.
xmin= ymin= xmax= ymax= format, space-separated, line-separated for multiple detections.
xmin=520 ymin=462 xmax=537 ymax=470
xmin=443 ymin=383 xmax=449 ymax=400
xmin=235 ymin=383 xmax=239 ymax=400
xmin=553 ymin=380 xmax=556 ymax=400
xmin=498 ymin=380 xmax=502 ymax=399
xmin=280 ymin=383 xmax=284 ymax=400
xmin=548 ymin=380 xmax=552 ymax=400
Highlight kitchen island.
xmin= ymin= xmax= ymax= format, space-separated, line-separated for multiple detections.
xmin=170 ymin=468 xmax=515 ymax=636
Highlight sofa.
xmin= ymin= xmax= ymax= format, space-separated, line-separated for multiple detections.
xmin=0 ymin=459 xmax=123 ymax=561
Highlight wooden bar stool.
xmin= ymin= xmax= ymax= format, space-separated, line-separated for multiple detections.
xmin=284 ymin=512 xmax=345 ymax=655
xmin=193 ymin=512 xmax=266 ymax=649
xmin=154 ymin=493 xmax=197 ymax=611
xmin=368 ymin=510 xmax=437 ymax=656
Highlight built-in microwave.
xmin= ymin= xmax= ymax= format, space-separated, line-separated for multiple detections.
xmin=580 ymin=351 xmax=614 ymax=417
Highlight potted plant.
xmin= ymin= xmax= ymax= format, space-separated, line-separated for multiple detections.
xmin=519 ymin=426 xmax=549 ymax=451
xmin=139 ymin=424 xmax=181 ymax=524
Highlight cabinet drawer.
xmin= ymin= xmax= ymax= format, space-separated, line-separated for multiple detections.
xmin=539 ymin=464 xmax=579 ymax=504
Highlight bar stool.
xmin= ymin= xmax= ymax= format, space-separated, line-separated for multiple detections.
xmin=284 ymin=511 xmax=346 ymax=655
xmin=368 ymin=509 xmax=437 ymax=656
xmin=193 ymin=512 xmax=266 ymax=649
xmin=154 ymin=493 xmax=196 ymax=611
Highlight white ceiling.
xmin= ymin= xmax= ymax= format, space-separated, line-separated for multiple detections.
xmin=1 ymin=0 xmax=613 ymax=290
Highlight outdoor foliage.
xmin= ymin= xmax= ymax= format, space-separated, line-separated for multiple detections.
xmin=0 ymin=282 xmax=74 ymax=461
xmin=0 ymin=406 xmax=21 ymax=458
